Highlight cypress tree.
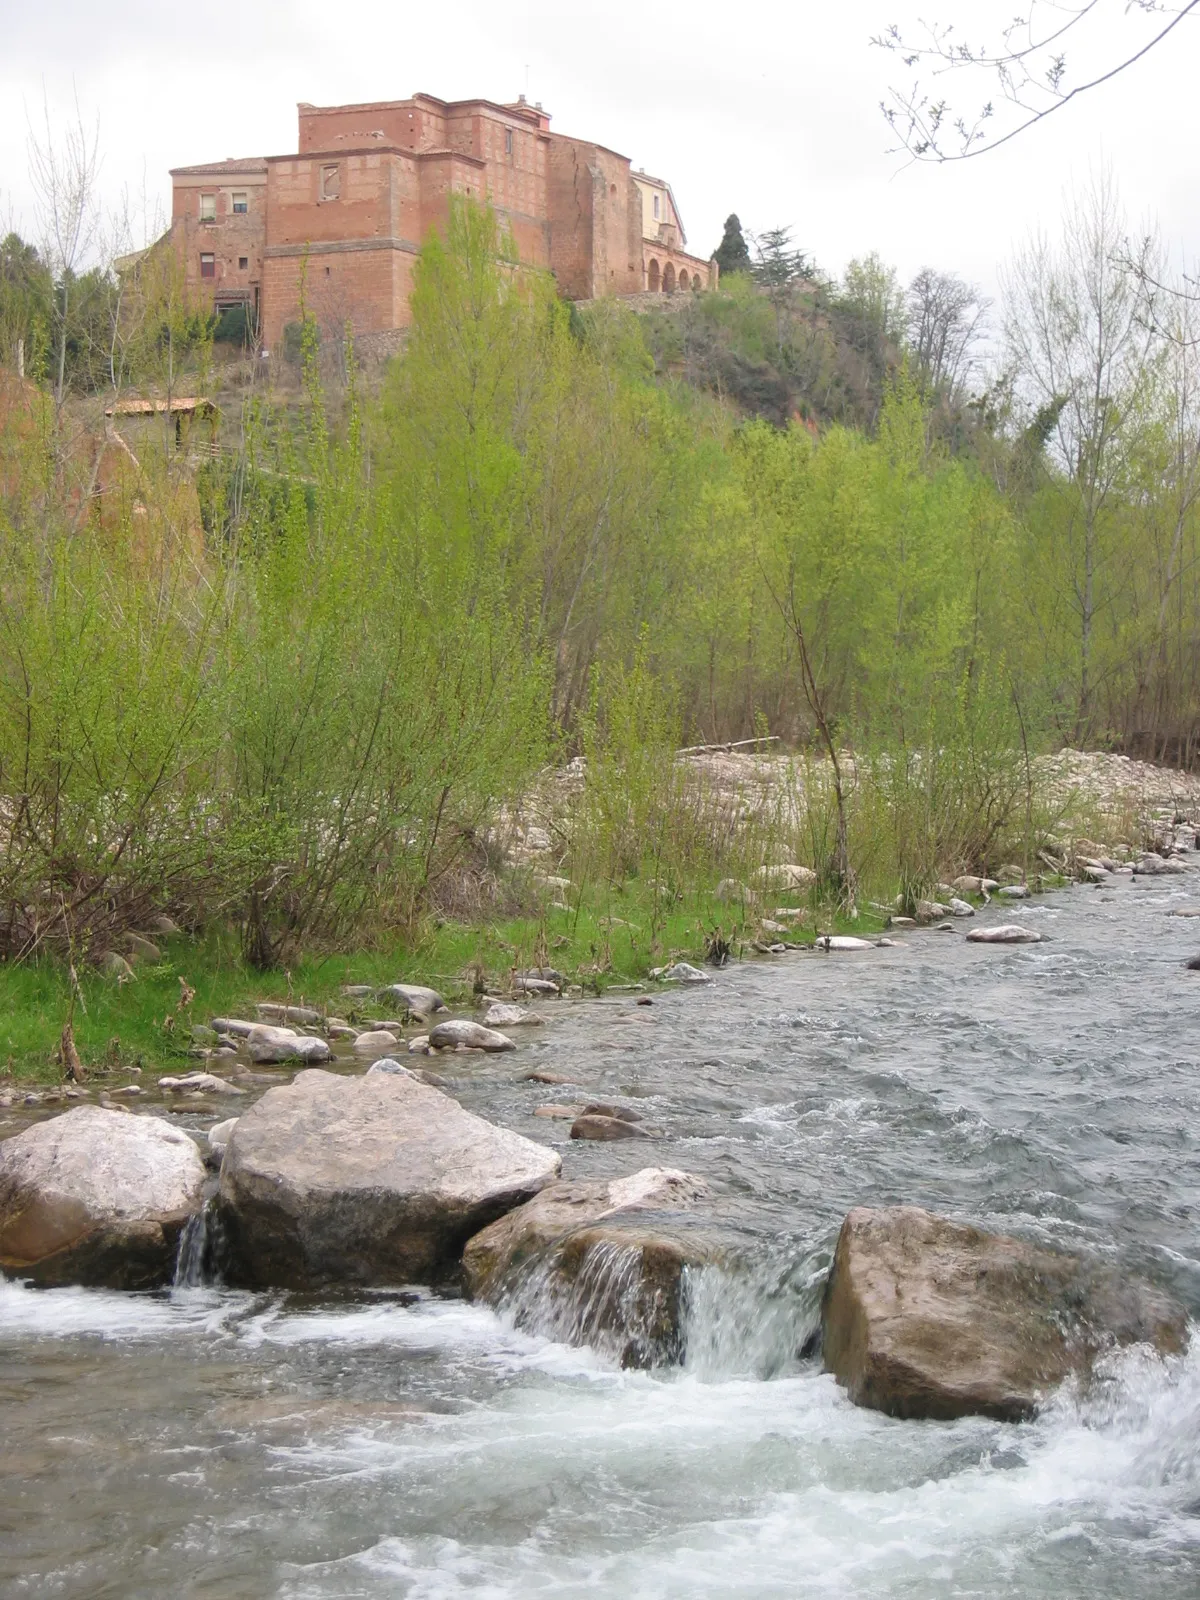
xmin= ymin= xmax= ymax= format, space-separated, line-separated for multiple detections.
xmin=713 ymin=214 xmax=751 ymax=276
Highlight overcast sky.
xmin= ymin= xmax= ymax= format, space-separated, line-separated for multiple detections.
xmin=2 ymin=0 xmax=1197 ymax=306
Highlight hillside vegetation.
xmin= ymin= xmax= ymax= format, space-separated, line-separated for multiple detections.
xmin=1 ymin=186 xmax=1198 ymax=998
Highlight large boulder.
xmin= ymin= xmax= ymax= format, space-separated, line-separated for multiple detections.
xmin=463 ymin=1167 xmax=710 ymax=1367
xmin=822 ymin=1206 xmax=1188 ymax=1423
xmin=218 ymin=1069 xmax=560 ymax=1289
xmin=0 ymin=1108 xmax=206 ymax=1288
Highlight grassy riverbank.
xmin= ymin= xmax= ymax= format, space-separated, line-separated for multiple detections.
xmin=0 ymin=880 xmax=890 ymax=1087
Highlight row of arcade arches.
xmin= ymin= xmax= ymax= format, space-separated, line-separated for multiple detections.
xmin=646 ymin=259 xmax=698 ymax=293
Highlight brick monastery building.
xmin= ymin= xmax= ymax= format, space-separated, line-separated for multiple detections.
xmin=169 ymin=92 xmax=717 ymax=351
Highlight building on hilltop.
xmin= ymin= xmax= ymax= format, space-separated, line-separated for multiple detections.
xmin=169 ymin=93 xmax=717 ymax=353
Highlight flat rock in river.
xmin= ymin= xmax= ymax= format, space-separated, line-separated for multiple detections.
xmin=376 ymin=983 xmax=446 ymax=1018
xmin=966 ymin=924 xmax=1044 ymax=944
xmin=571 ymin=1112 xmax=651 ymax=1141
xmin=218 ymin=1069 xmax=560 ymax=1288
xmin=428 ymin=1019 xmax=516 ymax=1052
xmin=245 ymin=1025 xmax=332 ymax=1064
xmin=821 ymin=1205 xmax=1188 ymax=1422
xmin=352 ymin=1029 xmax=400 ymax=1057
xmin=482 ymin=1002 xmax=545 ymax=1028
xmin=463 ymin=1167 xmax=709 ymax=1366
xmin=0 ymin=1107 xmax=206 ymax=1288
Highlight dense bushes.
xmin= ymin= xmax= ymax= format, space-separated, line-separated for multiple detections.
xmin=4 ymin=191 xmax=1200 ymax=965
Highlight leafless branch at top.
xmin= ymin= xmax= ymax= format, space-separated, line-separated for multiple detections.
xmin=875 ymin=1 xmax=1200 ymax=162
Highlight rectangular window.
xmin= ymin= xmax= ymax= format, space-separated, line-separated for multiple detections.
xmin=653 ymin=194 xmax=660 ymax=220
xmin=238 ymin=256 xmax=248 ymax=270
xmin=232 ymin=192 xmax=248 ymax=214
xmin=200 ymin=192 xmax=216 ymax=221
xmin=320 ymin=163 xmax=340 ymax=201
xmin=505 ymin=128 xmax=513 ymax=157
xmin=199 ymin=252 xmax=215 ymax=279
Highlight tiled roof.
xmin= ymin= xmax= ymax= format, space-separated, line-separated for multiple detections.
xmin=170 ymin=157 xmax=267 ymax=177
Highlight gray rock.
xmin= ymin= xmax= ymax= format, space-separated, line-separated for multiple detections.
xmin=97 ymin=951 xmax=136 ymax=981
xmin=375 ymin=984 xmax=446 ymax=1019
xmin=581 ymin=1101 xmax=644 ymax=1122
xmin=218 ymin=1069 xmax=560 ymax=1288
xmin=255 ymin=1003 xmax=322 ymax=1025
xmin=513 ymin=968 xmax=565 ymax=992
xmin=157 ymin=1073 xmax=245 ymax=1095
xmin=965 ymin=924 xmax=1044 ymax=944
xmin=482 ymin=1002 xmax=545 ymax=1028
xmin=366 ymin=1057 xmax=415 ymax=1078
xmin=571 ymin=1112 xmax=652 ymax=1141
xmin=428 ymin=1020 xmax=516 ymax=1053
xmin=998 ymin=883 xmax=1030 ymax=899
xmin=463 ymin=1167 xmax=709 ymax=1367
xmin=123 ymin=933 xmax=162 ymax=963
xmin=211 ymin=1017 xmax=256 ymax=1038
xmin=407 ymin=1035 xmax=432 ymax=1054
xmin=952 ymin=876 xmax=999 ymax=896
xmin=0 ymin=1108 xmax=206 ymax=1288
xmin=1136 ymin=855 xmax=1189 ymax=876
xmin=245 ymin=1025 xmax=332 ymax=1065
xmin=654 ymin=961 xmax=711 ymax=984
xmin=753 ymin=863 xmax=816 ymax=890
xmin=208 ymin=1116 xmax=239 ymax=1160
xmin=816 ymin=935 xmax=874 ymax=951
xmin=915 ymin=900 xmax=951 ymax=923
xmin=822 ymin=1205 xmax=1188 ymax=1422
xmin=352 ymin=1029 xmax=400 ymax=1057
xmin=948 ymin=897 xmax=976 ymax=918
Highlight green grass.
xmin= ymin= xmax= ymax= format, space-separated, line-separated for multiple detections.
xmin=0 ymin=880 xmax=888 ymax=1085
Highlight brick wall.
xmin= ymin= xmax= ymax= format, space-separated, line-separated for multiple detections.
xmin=546 ymin=137 xmax=593 ymax=300
xmin=260 ymin=244 xmax=417 ymax=350
xmin=171 ymin=93 xmax=710 ymax=348
xmin=171 ymin=172 xmax=267 ymax=312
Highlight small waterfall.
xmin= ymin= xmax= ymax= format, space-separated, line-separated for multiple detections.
xmin=496 ymin=1236 xmax=688 ymax=1368
xmin=491 ymin=1232 xmax=833 ymax=1377
xmin=172 ymin=1198 xmax=227 ymax=1290
xmin=681 ymin=1246 xmax=831 ymax=1381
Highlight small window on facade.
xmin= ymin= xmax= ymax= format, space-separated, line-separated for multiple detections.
xmin=320 ymin=164 xmax=340 ymax=201
xmin=232 ymin=192 xmax=248 ymax=214
xmin=200 ymin=192 xmax=216 ymax=221
xmin=200 ymin=252 xmax=215 ymax=279
xmin=505 ymin=128 xmax=513 ymax=157
xmin=238 ymin=256 xmax=248 ymax=270
xmin=653 ymin=194 xmax=660 ymax=220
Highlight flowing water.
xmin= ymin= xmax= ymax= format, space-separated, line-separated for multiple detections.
xmin=2 ymin=878 xmax=1200 ymax=1597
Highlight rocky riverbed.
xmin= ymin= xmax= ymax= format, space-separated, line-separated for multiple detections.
xmin=2 ymin=853 xmax=1199 ymax=1595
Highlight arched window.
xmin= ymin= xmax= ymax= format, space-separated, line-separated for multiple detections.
xmin=678 ymin=269 xmax=689 ymax=291
xmin=647 ymin=258 xmax=660 ymax=292
xmin=663 ymin=263 xmax=676 ymax=294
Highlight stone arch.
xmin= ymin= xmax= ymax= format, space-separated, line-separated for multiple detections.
xmin=678 ymin=269 xmax=689 ymax=291
xmin=663 ymin=262 xmax=676 ymax=294
xmin=647 ymin=258 xmax=660 ymax=293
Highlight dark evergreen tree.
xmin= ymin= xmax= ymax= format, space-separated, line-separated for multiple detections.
xmin=713 ymin=214 xmax=751 ymax=276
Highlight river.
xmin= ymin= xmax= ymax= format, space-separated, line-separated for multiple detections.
xmin=1 ymin=876 xmax=1198 ymax=1597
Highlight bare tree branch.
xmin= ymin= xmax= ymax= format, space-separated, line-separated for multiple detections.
xmin=876 ymin=1 xmax=1200 ymax=162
